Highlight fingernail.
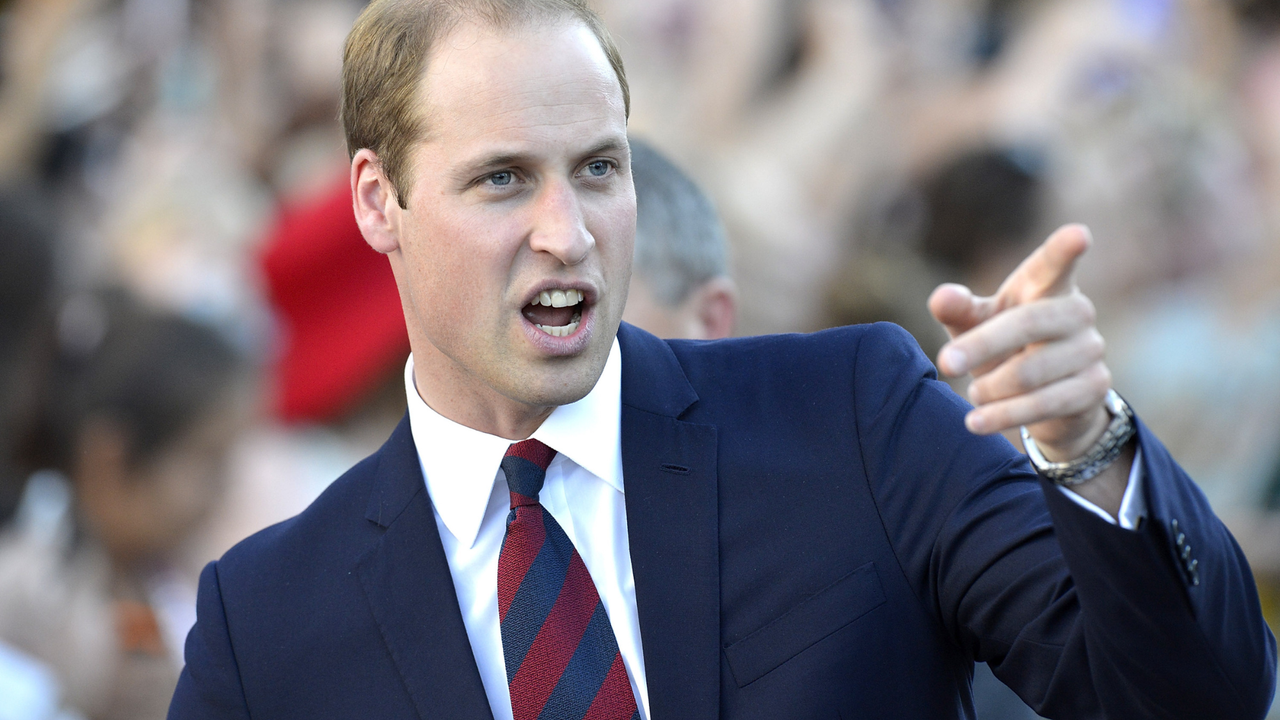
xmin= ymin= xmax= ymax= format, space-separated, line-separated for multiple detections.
xmin=941 ymin=347 xmax=967 ymax=375
xmin=966 ymin=412 xmax=985 ymax=434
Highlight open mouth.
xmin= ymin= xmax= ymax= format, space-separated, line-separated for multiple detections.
xmin=521 ymin=288 xmax=585 ymax=337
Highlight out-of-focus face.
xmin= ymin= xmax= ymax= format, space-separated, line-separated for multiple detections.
xmin=77 ymin=399 xmax=239 ymax=567
xmin=384 ymin=19 xmax=634 ymax=436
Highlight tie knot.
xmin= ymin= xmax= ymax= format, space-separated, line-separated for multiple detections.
xmin=502 ymin=439 xmax=557 ymax=506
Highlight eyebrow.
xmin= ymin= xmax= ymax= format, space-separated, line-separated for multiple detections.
xmin=581 ymin=138 xmax=630 ymax=160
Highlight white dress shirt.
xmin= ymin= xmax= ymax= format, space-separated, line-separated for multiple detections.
xmin=1061 ymin=450 xmax=1146 ymax=530
xmin=404 ymin=340 xmax=650 ymax=720
xmin=404 ymin=336 xmax=1145 ymax=720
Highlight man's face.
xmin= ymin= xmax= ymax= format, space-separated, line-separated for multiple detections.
xmin=388 ymin=18 xmax=634 ymax=435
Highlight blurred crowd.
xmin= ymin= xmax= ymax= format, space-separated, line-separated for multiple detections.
xmin=1 ymin=0 xmax=1280 ymax=718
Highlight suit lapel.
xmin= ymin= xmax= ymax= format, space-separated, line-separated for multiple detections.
xmin=355 ymin=416 xmax=495 ymax=720
xmin=349 ymin=327 xmax=723 ymax=720
xmin=618 ymin=325 xmax=721 ymax=720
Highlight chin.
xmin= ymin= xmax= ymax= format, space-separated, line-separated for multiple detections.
xmin=517 ymin=350 xmax=610 ymax=408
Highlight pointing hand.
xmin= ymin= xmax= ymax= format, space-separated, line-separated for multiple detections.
xmin=928 ymin=224 xmax=1111 ymax=462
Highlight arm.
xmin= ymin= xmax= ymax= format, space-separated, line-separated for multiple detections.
xmin=167 ymin=562 xmax=252 ymax=720
xmin=852 ymin=323 xmax=1276 ymax=718
xmin=1038 ymin=421 xmax=1276 ymax=718
xmin=915 ymin=223 xmax=1275 ymax=713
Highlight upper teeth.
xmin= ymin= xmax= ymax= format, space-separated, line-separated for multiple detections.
xmin=533 ymin=289 xmax=584 ymax=308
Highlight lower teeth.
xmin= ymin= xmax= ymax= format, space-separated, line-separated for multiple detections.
xmin=536 ymin=310 xmax=582 ymax=338
xmin=536 ymin=321 xmax=580 ymax=337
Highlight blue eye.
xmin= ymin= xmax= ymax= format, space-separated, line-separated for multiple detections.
xmin=586 ymin=161 xmax=610 ymax=177
xmin=489 ymin=171 xmax=513 ymax=186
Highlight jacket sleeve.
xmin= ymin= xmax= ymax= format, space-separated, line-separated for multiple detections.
xmin=168 ymin=562 xmax=252 ymax=720
xmin=853 ymin=322 xmax=1277 ymax=718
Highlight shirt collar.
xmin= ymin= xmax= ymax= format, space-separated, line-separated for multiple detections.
xmin=404 ymin=339 xmax=623 ymax=548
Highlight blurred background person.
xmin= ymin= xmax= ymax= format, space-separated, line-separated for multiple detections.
xmin=187 ymin=175 xmax=412 ymax=560
xmin=623 ymin=137 xmax=737 ymax=340
xmin=0 ymin=190 xmax=59 ymax=528
xmin=0 ymin=290 xmax=245 ymax=720
xmin=827 ymin=144 xmax=1046 ymax=373
xmin=0 ymin=187 xmax=73 ymax=719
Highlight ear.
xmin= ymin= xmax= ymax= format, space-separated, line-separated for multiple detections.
xmin=352 ymin=148 xmax=403 ymax=254
xmin=686 ymin=275 xmax=737 ymax=340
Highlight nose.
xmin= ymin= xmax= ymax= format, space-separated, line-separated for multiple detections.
xmin=527 ymin=179 xmax=594 ymax=265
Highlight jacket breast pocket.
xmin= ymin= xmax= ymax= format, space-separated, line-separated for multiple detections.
xmin=723 ymin=561 xmax=886 ymax=687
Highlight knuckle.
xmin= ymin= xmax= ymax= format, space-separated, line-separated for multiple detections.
xmin=1067 ymin=294 xmax=1095 ymax=327
xmin=1084 ymin=363 xmax=1111 ymax=396
xmin=1091 ymin=328 xmax=1106 ymax=353
xmin=1039 ymin=299 xmax=1077 ymax=337
xmin=1014 ymin=357 xmax=1039 ymax=392
xmin=1021 ymin=301 xmax=1046 ymax=323
xmin=1083 ymin=329 xmax=1106 ymax=360
xmin=1004 ymin=312 xmax=1032 ymax=347
xmin=1077 ymin=293 xmax=1097 ymax=324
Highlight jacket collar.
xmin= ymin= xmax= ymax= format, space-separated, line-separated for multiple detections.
xmin=357 ymin=415 xmax=496 ymax=720
xmin=617 ymin=322 xmax=699 ymax=418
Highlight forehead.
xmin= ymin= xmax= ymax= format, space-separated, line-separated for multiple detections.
xmin=417 ymin=18 xmax=627 ymax=155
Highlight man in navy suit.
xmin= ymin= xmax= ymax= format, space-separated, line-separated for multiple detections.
xmin=169 ymin=0 xmax=1276 ymax=718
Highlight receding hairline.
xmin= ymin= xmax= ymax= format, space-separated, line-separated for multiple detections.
xmin=412 ymin=14 xmax=627 ymax=144
xmin=341 ymin=0 xmax=631 ymax=208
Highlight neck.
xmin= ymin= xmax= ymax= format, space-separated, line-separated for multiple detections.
xmin=411 ymin=361 xmax=553 ymax=441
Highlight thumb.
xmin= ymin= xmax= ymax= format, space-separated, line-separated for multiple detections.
xmin=928 ymin=283 xmax=996 ymax=340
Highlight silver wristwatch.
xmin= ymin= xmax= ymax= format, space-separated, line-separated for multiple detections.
xmin=1020 ymin=390 xmax=1136 ymax=487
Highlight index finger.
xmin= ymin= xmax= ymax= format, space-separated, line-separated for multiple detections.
xmin=998 ymin=224 xmax=1092 ymax=303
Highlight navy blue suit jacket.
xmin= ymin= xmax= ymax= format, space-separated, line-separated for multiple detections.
xmin=169 ymin=323 xmax=1276 ymax=719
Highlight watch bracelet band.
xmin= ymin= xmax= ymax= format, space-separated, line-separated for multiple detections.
xmin=1020 ymin=390 xmax=1136 ymax=487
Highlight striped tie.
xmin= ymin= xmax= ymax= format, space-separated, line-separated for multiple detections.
xmin=497 ymin=440 xmax=639 ymax=720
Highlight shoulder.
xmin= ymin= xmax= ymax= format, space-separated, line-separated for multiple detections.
xmin=666 ymin=322 xmax=927 ymax=375
xmin=618 ymin=322 xmax=943 ymax=444
xmin=214 ymin=447 xmax=389 ymax=598
xmin=649 ymin=322 xmax=936 ymax=413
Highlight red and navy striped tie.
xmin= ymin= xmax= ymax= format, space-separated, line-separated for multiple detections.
xmin=498 ymin=440 xmax=640 ymax=720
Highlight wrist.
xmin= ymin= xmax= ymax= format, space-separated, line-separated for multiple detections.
xmin=1021 ymin=390 xmax=1136 ymax=487
xmin=1033 ymin=404 xmax=1112 ymax=463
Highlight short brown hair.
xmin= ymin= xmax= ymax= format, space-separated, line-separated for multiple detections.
xmin=341 ymin=0 xmax=630 ymax=209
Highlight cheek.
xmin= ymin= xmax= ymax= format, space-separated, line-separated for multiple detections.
xmin=588 ymin=198 xmax=636 ymax=275
xmin=140 ymin=443 xmax=227 ymax=534
xmin=403 ymin=212 xmax=519 ymax=329
xmin=148 ymin=466 xmax=216 ymax=530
